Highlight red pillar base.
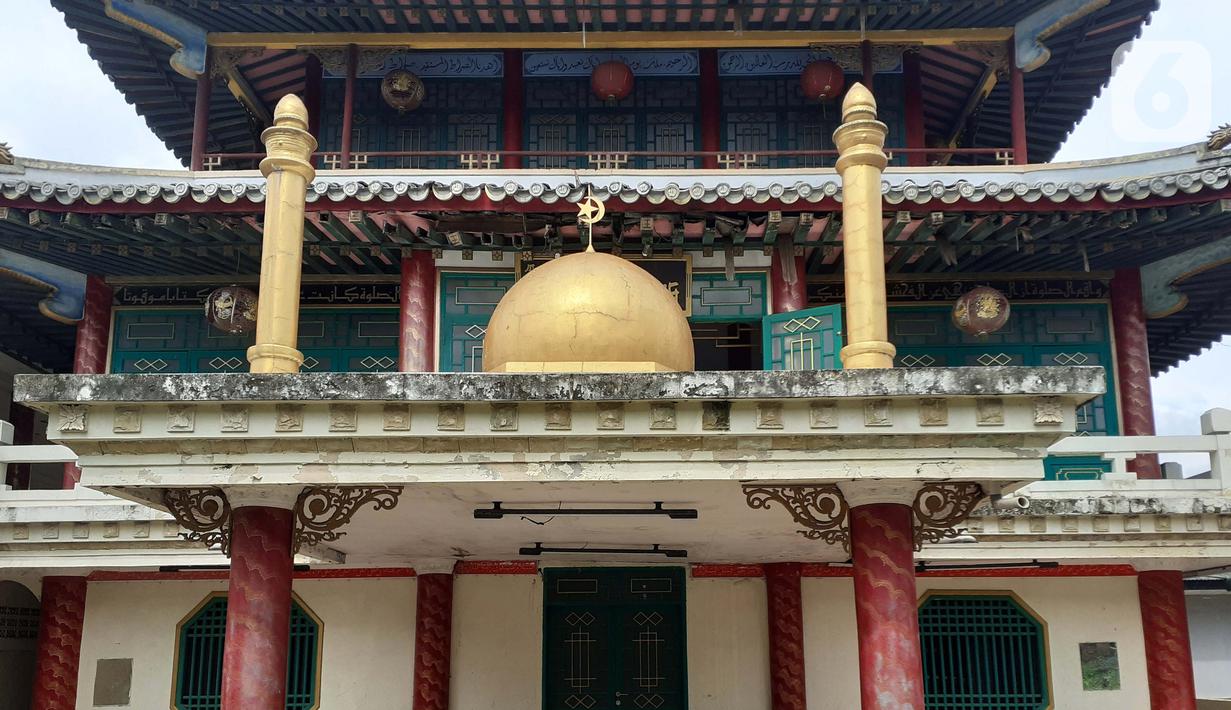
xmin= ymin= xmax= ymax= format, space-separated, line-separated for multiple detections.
xmin=221 ymin=506 xmax=295 ymax=710
xmin=1139 ymin=571 xmax=1197 ymax=710
xmin=413 ymin=573 xmax=455 ymax=710
xmin=850 ymin=504 xmax=925 ymax=710
xmin=31 ymin=576 xmax=87 ymax=710
xmin=764 ymin=563 xmax=807 ymax=710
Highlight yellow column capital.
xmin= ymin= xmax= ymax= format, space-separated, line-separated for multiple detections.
xmin=247 ymin=94 xmax=316 ymax=374
xmin=834 ymin=82 xmax=896 ymax=370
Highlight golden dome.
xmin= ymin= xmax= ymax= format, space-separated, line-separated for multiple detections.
xmin=483 ymin=249 xmax=695 ymax=373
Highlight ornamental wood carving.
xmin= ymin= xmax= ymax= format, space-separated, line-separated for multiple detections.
xmin=162 ymin=487 xmax=233 ymax=555
xmin=293 ymin=486 xmax=403 ymax=552
xmin=743 ymin=484 xmax=850 ymax=550
xmin=911 ymin=483 xmax=985 ymax=549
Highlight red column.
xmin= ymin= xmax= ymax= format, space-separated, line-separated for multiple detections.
xmin=771 ymin=247 xmax=808 ymax=314
xmin=502 ymin=50 xmax=524 ymax=169
xmin=699 ymin=49 xmax=721 ymax=169
xmin=190 ymin=53 xmax=212 ymax=172
xmin=902 ymin=50 xmax=926 ymax=167
xmin=1111 ymin=268 xmax=1161 ymax=478
xmin=1009 ymin=40 xmax=1028 ymax=165
xmin=303 ymin=54 xmax=324 ymax=144
xmin=221 ymin=506 xmax=295 ymax=710
xmin=1138 ymin=571 xmax=1197 ymax=710
xmin=64 ymin=275 xmax=113 ymax=488
xmin=412 ymin=573 xmax=455 ymax=710
xmin=850 ymin=504 xmax=925 ymax=710
xmin=764 ymin=563 xmax=807 ymax=710
xmin=399 ymin=252 xmax=437 ymax=372
xmin=861 ymin=41 xmax=875 ymax=89
xmin=340 ymin=44 xmax=358 ymax=169
xmin=31 ymin=576 xmax=87 ymax=710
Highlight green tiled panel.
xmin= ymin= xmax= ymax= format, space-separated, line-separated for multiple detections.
xmin=889 ymin=303 xmax=1119 ymax=481
xmin=112 ymin=308 xmax=398 ymax=374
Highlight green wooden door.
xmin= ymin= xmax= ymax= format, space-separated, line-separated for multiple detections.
xmin=543 ymin=568 xmax=687 ymax=710
xmin=761 ymin=304 xmax=843 ymax=370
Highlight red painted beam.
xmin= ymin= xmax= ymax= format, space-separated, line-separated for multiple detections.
xmin=190 ymin=54 xmax=212 ymax=172
xmin=1009 ymin=39 xmax=1028 ymax=165
xmin=903 ymin=50 xmax=927 ymax=167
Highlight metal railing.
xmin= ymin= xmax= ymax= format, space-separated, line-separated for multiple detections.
xmin=200 ymin=147 xmax=1015 ymax=171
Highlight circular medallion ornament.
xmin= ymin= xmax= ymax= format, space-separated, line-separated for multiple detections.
xmin=590 ymin=60 xmax=634 ymax=101
xmin=952 ymin=286 xmax=1011 ymax=336
xmin=800 ymin=60 xmax=846 ymax=101
xmin=380 ymin=69 xmax=425 ymax=112
xmin=204 ymin=285 xmax=258 ymax=334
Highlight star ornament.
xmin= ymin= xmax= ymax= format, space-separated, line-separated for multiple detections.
xmin=577 ymin=195 xmax=606 ymax=226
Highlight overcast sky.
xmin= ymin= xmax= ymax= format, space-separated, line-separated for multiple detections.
xmin=0 ymin=1 xmax=1228 ymax=465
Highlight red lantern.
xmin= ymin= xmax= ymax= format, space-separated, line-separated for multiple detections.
xmin=952 ymin=286 xmax=1011 ymax=337
xmin=800 ymin=60 xmax=846 ymax=101
xmin=591 ymin=60 xmax=634 ymax=101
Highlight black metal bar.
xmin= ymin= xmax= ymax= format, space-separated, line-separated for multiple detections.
xmin=475 ymin=501 xmax=698 ymax=520
xmin=519 ymin=543 xmax=687 ymax=558
xmin=914 ymin=560 xmax=1060 ymax=573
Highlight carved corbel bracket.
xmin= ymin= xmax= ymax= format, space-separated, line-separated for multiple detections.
xmin=743 ymin=482 xmax=986 ymax=553
xmin=743 ymin=484 xmax=850 ymax=550
xmin=293 ymin=486 xmax=403 ymax=552
xmin=911 ymin=483 xmax=985 ymax=550
xmin=162 ymin=488 xmax=233 ymax=555
xmin=162 ymin=485 xmax=404 ymax=556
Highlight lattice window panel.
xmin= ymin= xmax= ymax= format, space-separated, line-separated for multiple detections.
xmin=919 ymin=595 xmax=1048 ymax=710
xmin=689 ymin=272 xmax=767 ymax=322
xmin=174 ymin=597 xmax=319 ymax=710
xmin=438 ymin=273 xmax=514 ymax=372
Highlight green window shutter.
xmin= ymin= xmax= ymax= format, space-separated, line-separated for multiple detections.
xmin=919 ymin=595 xmax=1048 ymax=710
xmin=761 ymin=304 xmax=843 ymax=370
xmin=175 ymin=597 xmax=320 ymax=710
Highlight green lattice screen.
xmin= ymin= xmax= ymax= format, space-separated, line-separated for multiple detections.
xmin=919 ymin=595 xmax=1048 ymax=710
xmin=175 ymin=597 xmax=319 ymax=710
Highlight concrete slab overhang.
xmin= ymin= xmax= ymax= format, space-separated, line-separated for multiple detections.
xmin=14 ymin=366 xmax=1101 ymax=497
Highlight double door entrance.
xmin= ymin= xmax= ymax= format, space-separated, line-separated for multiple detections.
xmin=543 ymin=568 xmax=687 ymax=710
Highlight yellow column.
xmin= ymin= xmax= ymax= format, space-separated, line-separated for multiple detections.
xmin=833 ymin=83 xmax=895 ymax=369
xmin=247 ymin=94 xmax=317 ymax=373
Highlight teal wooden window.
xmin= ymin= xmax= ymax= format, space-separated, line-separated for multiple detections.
xmin=889 ymin=303 xmax=1120 ymax=480
xmin=689 ymin=272 xmax=767 ymax=323
xmin=437 ymin=272 xmax=514 ymax=372
xmin=919 ymin=594 xmax=1049 ymax=710
xmin=174 ymin=596 xmax=320 ymax=710
xmin=761 ymin=304 xmax=843 ymax=370
xmin=111 ymin=308 xmax=398 ymax=374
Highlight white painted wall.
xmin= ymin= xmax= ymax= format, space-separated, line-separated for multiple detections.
xmin=450 ymin=574 xmax=543 ymax=710
xmin=1189 ymin=593 xmax=1231 ymax=700
xmin=74 ymin=577 xmax=415 ymax=710
xmin=802 ymin=576 xmax=1149 ymax=710
xmin=686 ymin=576 xmax=770 ymax=710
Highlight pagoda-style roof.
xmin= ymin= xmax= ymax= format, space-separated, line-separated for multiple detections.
xmin=48 ymin=0 xmax=1157 ymax=165
xmin=1 ymin=140 xmax=1229 ymax=374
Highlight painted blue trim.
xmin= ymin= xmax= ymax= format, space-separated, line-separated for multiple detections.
xmin=1015 ymin=0 xmax=1110 ymax=71
xmin=0 ymin=248 xmax=87 ymax=324
xmin=323 ymin=52 xmax=505 ymax=79
xmin=1140 ymin=233 xmax=1231 ymax=318
xmin=104 ymin=0 xmax=208 ymax=79
xmin=524 ymin=51 xmax=699 ymax=77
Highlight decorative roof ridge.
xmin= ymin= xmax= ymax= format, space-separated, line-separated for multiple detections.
xmin=2 ymin=143 xmax=1229 ymax=209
